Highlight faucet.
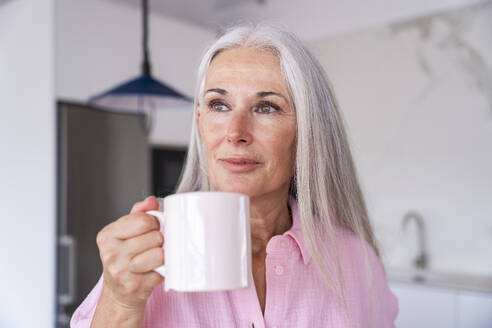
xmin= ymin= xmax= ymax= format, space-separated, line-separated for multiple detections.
xmin=401 ymin=211 xmax=428 ymax=271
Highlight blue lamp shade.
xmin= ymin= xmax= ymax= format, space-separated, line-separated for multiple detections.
xmin=89 ymin=74 xmax=192 ymax=114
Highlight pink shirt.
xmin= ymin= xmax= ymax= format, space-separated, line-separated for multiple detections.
xmin=71 ymin=197 xmax=398 ymax=327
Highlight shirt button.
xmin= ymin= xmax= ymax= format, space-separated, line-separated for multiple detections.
xmin=274 ymin=265 xmax=284 ymax=275
xmin=280 ymin=240 xmax=289 ymax=248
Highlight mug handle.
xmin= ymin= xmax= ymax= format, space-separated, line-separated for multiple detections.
xmin=146 ymin=210 xmax=166 ymax=277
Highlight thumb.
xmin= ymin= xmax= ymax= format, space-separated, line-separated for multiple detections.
xmin=130 ymin=195 xmax=159 ymax=214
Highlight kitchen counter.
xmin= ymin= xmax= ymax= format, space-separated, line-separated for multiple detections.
xmin=387 ymin=268 xmax=492 ymax=293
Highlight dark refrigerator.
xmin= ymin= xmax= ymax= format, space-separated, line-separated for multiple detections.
xmin=56 ymin=101 xmax=151 ymax=327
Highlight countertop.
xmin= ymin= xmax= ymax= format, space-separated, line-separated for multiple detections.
xmin=387 ymin=268 xmax=492 ymax=293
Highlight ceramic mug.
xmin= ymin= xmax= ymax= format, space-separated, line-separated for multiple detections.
xmin=146 ymin=191 xmax=251 ymax=292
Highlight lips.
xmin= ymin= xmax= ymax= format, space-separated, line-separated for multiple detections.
xmin=219 ymin=157 xmax=261 ymax=172
xmin=224 ymin=158 xmax=259 ymax=164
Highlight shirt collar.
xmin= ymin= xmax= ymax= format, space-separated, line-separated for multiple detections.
xmin=284 ymin=195 xmax=312 ymax=265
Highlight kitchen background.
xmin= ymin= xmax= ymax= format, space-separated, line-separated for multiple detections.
xmin=1 ymin=0 xmax=491 ymax=327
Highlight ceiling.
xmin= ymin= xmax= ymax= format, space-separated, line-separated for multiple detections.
xmin=109 ymin=0 xmax=488 ymax=40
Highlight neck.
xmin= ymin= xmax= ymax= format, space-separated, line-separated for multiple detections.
xmin=249 ymin=190 xmax=292 ymax=256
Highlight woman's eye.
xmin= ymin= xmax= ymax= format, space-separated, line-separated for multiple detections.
xmin=256 ymin=103 xmax=278 ymax=114
xmin=209 ymin=101 xmax=229 ymax=112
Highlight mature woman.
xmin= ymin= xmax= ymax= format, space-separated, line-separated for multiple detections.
xmin=72 ymin=23 xmax=398 ymax=327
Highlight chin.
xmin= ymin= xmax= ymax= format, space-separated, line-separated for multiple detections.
xmin=218 ymin=185 xmax=255 ymax=197
xmin=213 ymin=180 xmax=258 ymax=198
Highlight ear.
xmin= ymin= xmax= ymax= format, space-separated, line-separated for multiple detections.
xmin=196 ymin=106 xmax=201 ymax=119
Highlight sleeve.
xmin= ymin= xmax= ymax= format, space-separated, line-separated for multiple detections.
xmin=70 ymin=274 xmax=104 ymax=328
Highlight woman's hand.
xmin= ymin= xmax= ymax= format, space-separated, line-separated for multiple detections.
xmin=91 ymin=196 xmax=164 ymax=327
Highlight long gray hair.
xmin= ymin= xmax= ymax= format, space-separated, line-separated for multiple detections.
xmin=176 ymin=22 xmax=379 ymax=307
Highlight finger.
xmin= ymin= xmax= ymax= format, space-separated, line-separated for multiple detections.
xmin=110 ymin=213 xmax=160 ymax=240
xmin=131 ymin=196 xmax=159 ymax=214
xmin=141 ymin=271 xmax=164 ymax=289
xmin=128 ymin=247 xmax=164 ymax=273
xmin=123 ymin=230 xmax=164 ymax=259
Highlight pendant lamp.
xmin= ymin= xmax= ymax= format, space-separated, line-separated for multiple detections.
xmin=89 ymin=0 xmax=191 ymax=133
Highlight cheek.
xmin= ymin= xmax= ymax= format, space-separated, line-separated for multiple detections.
xmin=199 ymin=117 xmax=219 ymax=149
xmin=198 ymin=117 xmax=223 ymax=174
xmin=264 ymin=125 xmax=296 ymax=174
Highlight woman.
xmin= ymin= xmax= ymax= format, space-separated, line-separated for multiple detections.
xmin=71 ymin=23 xmax=398 ymax=327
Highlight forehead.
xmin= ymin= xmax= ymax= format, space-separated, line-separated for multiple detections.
xmin=205 ymin=47 xmax=289 ymax=96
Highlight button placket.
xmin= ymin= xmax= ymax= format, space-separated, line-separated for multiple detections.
xmin=264 ymin=239 xmax=291 ymax=328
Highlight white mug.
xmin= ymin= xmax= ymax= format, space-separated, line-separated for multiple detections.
xmin=146 ymin=191 xmax=252 ymax=292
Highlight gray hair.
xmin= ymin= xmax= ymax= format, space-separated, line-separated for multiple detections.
xmin=177 ymin=22 xmax=379 ymax=311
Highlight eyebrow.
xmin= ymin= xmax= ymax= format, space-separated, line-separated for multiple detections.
xmin=205 ymin=88 xmax=288 ymax=102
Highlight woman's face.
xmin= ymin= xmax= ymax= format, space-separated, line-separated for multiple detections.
xmin=198 ymin=46 xmax=296 ymax=199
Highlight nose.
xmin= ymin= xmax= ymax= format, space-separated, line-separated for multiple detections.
xmin=226 ymin=111 xmax=252 ymax=146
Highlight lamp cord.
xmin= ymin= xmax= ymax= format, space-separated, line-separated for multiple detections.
xmin=142 ymin=0 xmax=151 ymax=76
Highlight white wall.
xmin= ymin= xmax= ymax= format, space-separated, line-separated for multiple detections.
xmin=310 ymin=1 xmax=492 ymax=275
xmin=55 ymin=0 xmax=216 ymax=146
xmin=0 ymin=0 xmax=56 ymax=327
xmin=126 ymin=0 xmax=489 ymax=41
xmin=210 ymin=0 xmax=490 ymax=40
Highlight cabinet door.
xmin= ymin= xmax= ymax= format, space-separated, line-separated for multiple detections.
xmin=458 ymin=291 xmax=492 ymax=328
xmin=390 ymin=283 xmax=457 ymax=327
